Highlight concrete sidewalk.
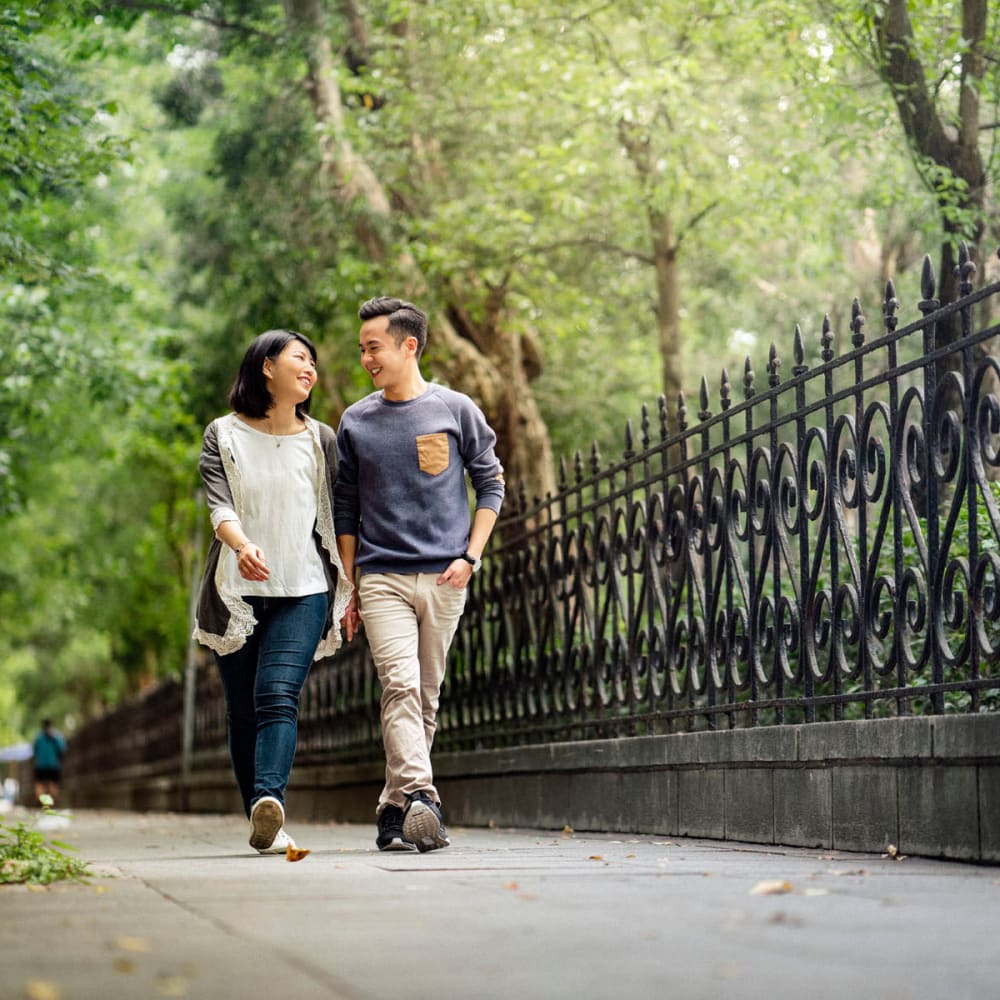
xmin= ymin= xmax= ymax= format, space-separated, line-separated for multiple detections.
xmin=2 ymin=809 xmax=998 ymax=1000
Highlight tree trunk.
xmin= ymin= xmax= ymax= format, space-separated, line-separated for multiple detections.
xmin=874 ymin=0 xmax=988 ymax=371
xmin=283 ymin=0 xmax=556 ymax=505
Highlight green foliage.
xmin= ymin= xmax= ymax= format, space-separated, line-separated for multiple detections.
xmin=0 ymin=799 xmax=92 ymax=885
xmin=1 ymin=0 xmax=998 ymax=730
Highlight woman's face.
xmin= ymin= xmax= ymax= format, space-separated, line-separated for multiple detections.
xmin=263 ymin=338 xmax=318 ymax=406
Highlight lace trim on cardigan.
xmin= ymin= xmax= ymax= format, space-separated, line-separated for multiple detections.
xmin=306 ymin=418 xmax=353 ymax=658
xmin=206 ymin=415 xmax=259 ymax=653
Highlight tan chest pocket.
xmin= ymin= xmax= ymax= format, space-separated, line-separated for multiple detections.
xmin=416 ymin=432 xmax=450 ymax=476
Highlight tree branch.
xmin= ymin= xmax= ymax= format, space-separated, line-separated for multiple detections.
xmin=100 ymin=0 xmax=278 ymax=39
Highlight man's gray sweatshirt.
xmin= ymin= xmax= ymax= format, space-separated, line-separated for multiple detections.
xmin=333 ymin=384 xmax=505 ymax=574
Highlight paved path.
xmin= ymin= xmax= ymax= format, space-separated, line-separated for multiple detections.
xmin=3 ymin=809 xmax=998 ymax=1000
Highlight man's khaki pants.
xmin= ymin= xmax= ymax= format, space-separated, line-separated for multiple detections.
xmin=359 ymin=573 xmax=467 ymax=812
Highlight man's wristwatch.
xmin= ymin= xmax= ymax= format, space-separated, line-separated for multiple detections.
xmin=460 ymin=551 xmax=482 ymax=572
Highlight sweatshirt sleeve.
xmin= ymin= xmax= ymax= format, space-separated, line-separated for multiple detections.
xmin=333 ymin=417 xmax=361 ymax=536
xmin=458 ymin=398 xmax=506 ymax=514
xmin=198 ymin=419 xmax=240 ymax=532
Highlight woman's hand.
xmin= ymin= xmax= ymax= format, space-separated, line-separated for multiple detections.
xmin=236 ymin=543 xmax=269 ymax=582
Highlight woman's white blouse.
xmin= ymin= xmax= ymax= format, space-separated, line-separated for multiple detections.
xmin=221 ymin=420 xmax=328 ymax=598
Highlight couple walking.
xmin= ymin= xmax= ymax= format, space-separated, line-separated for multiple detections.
xmin=193 ymin=296 xmax=505 ymax=855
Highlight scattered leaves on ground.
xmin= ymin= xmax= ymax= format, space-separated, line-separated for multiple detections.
xmin=285 ymin=846 xmax=310 ymax=862
xmin=883 ymin=844 xmax=907 ymax=861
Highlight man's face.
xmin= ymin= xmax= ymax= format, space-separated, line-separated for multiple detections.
xmin=359 ymin=315 xmax=416 ymax=394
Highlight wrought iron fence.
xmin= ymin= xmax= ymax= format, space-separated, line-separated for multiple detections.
xmin=432 ymin=247 xmax=1000 ymax=749
xmin=66 ymin=246 xmax=1000 ymax=780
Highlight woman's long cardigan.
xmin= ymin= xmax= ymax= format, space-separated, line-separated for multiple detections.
xmin=192 ymin=413 xmax=353 ymax=660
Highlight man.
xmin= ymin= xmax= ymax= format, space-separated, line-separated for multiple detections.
xmin=32 ymin=719 xmax=66 ymax=806
xmin=334 ymin=297 xmax=505 ymax=852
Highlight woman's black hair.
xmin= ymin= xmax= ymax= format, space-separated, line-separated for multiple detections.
xmin=228 ymin=329 xmax=318 ymax=419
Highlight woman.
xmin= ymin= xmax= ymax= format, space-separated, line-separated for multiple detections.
xmin=193 ymin=329 xmax=353 ymax=854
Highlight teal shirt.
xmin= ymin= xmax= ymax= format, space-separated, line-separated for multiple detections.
xmin=33 ymin=729 xmax=66 ymax=770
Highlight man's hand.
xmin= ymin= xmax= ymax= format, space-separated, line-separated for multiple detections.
xmin=438 ymin=558 xmax=474 ymax=589
xmin=340 ymin=592 xmax=362 ymax=641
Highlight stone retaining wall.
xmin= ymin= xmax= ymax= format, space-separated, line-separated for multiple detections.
xmin=62 ymin=715 xmax=1000 ymax=862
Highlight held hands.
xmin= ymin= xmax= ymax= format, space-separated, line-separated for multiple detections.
xmin=236 ymin=543 xmax=269 ymax=582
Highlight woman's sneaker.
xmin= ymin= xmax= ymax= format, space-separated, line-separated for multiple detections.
xmin=249 ymin=796 xmax=284 ymax=851
xmin=256 ymin=827 xmax=296 ymax=855
xmin=376 ymin=804 xmax=417 ymax=852
xmin=402 ymin=792 xmax=450 ymax=852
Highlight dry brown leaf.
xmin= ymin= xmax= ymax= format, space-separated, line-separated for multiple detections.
xmin=588 ymin=855 xmax=604 ymax=861
xmin=505 ymin=881 xmax=520 ymax=891
xmin=113 ymin=958 xmax=136 ymax=974
xmin=116 ymin=936 xmax=152 ymax=953
xmin=285 ymin=845 xmax=311 ymax=862
xmin=749 ymin=880 xmax=793 ymax=896
xmin=24 ymin=980 xmax=62 ymax=1000
xmin=561 ymin=825 xmax=574 ymax=836
xmin=625 ymin=854 xmax=636 ymax=859
xmin=883 ymin=844 xmax=907 ymax=861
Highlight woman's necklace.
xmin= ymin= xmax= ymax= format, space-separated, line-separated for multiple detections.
xmin=266 ymin=415 xmax=282 ymax=448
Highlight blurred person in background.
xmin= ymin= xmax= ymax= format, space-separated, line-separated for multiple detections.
xmin=32 ymin=719 xmax=66 ymax=805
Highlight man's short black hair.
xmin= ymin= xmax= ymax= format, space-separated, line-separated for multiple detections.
xmin=359 ymin=296 xmax=428 ymax=360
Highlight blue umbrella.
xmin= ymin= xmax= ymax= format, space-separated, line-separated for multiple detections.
xmin=0 ymin=742 xmax=33 ymax=762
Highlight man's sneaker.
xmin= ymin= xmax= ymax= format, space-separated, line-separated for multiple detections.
xmin=249 ymin=796 xmax=284 ymax=851
xmin=402 ymin=791 xmax=450 ymax=852
xmin=256 ymin=827 xmax=296 ymax=855
xmin=376 ymin=804 xmax=417 ymax=852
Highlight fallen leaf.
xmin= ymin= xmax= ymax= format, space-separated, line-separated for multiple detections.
xmin=883 ymin=844 xmax=907 ymax=861
xmin=285 ymin=845 xmax=311 ymax=862
xmin=155 ymin=974 xmax=191 ymax=997
xmin=562 ymin=825 xmax=574 ymax=836
xmin=626 ymin=854 xmax=636 ymax=859
xmin=505 ymin=881 xmax=520 ymax=891
xmin=588 ymin=855 xmax=604 ymax=861
xmin=749 ymin=880 xmax=793 ymax=896
xmin=24 ymin=981 xmax=61 ymax=1000
xmin=117 ymin=936 xmax=152 ymax=953
xmin=113 ymin=959 xmax=136 ymax=974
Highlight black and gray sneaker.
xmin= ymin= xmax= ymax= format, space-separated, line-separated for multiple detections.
xmin=376 ymin=804 xmax=417 ymax=852
xmin=402 ymin=791 xmax=451 ymax=852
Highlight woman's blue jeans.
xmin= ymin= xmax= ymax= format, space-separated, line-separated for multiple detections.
xmin=214 ymin=593 xmax=329 ymax=817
